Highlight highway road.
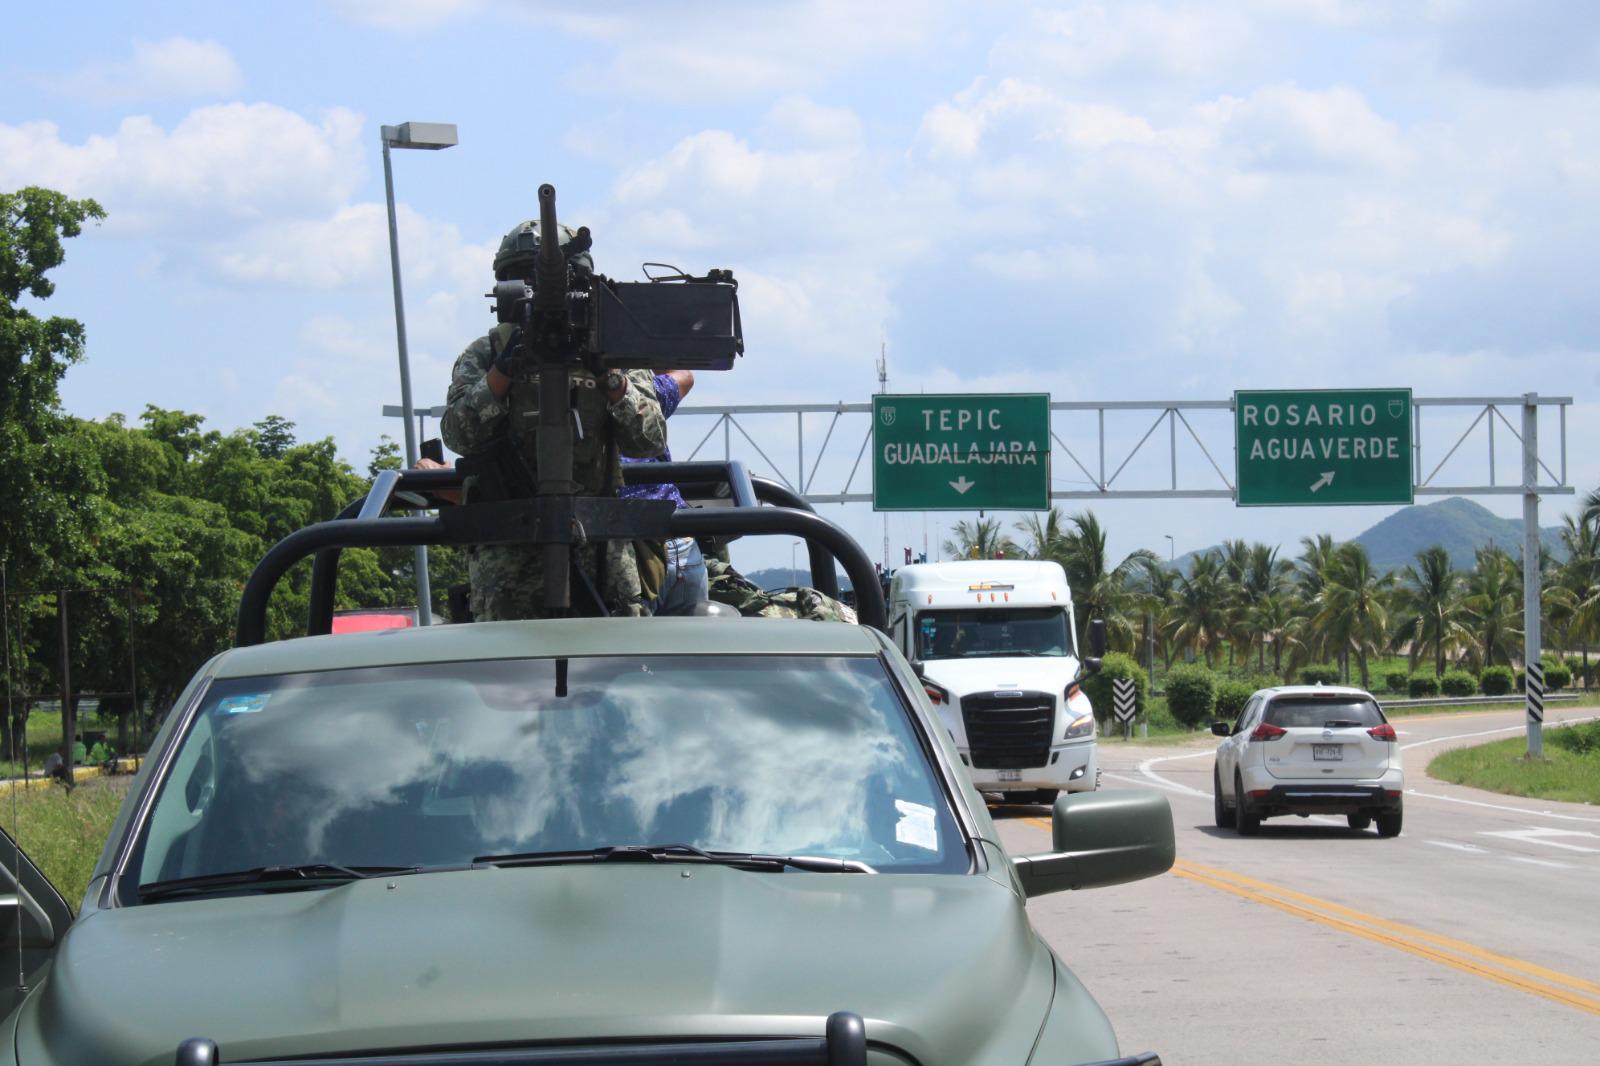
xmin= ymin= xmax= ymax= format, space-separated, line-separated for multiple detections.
xmin=994 ymin=705 xmax=1600 ymax=1066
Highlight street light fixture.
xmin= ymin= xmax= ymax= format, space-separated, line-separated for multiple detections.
xmin=1163 ymin=534 xmax=1174 ymax=564
xmin=380 ymin=121 xmax=458 ymax=626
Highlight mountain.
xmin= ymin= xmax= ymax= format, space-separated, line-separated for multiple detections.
xmin=1354 ymin=497 xmax=1564 ymax=574
xmin=1173 ymin=497 xmax=1566 ymax=576
xmin=744 ymin=567 xmax=853 ymax=593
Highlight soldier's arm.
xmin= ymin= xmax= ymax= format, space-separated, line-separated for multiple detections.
xmin=440 ymin=336 xmax=509 ymax=455
xmin=607 ymin=369 xmax=667 ymax=458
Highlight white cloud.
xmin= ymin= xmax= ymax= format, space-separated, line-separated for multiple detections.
xmin=329 ymin=0 xmax=486 ymax=31
xmin=763 ymin=96 xmax=864 ymax=148
xmin=54 ymin=37 xmax=244 ymax=103
xmin=0 ymin=104 xmax=365 ymax=231
xmin=1219 ymin=84 xmax=1411 ymax=173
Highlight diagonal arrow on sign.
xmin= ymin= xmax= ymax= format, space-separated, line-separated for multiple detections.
xmin=949 ymin=476 xmax=976 ymax=495
xmin=1309 ymin=471 xmax=1335 ymax=493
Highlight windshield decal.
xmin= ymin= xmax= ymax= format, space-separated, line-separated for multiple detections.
xmin=216 ymin=693 xmax=271 ymax=715
xmin=894 ymin=800 xmax=938 ymax=851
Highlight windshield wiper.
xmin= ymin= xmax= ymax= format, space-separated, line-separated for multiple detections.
xmin=138 ymin=862 xmax=421 ymax=902
xmin=473 ymin=844 xmax=876 ymax=874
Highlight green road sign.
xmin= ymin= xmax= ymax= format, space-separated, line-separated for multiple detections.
xmin=873 ymin=393 xmax=1050 ymax=511
xmin=1235 ymin=388 xmax=1413 ymax=506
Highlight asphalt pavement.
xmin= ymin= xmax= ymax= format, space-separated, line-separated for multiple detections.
xmin=993 ymin=705 xmax=1600 ymax=1066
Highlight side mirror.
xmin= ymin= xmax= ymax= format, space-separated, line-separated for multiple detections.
xmin=1089 ymin=618 xmax=1107 ymax=658
xmin=1012 ymin=790 xmax=1174 ymax=898
xmin=1081 ymin=657 xmax=1103 ymax=675
xmin=909 ymin=659 xmax=925 ymax=679
xmin=1210 ymin=721 xmax=1231 ymax=737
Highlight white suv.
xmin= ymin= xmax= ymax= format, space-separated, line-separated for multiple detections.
xmin=1211 ymin=685 xmax=1403 ymax=837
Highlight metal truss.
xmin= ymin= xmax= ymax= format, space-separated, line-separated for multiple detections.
xmin=673 ymin=395 xmax=1575 ymax=505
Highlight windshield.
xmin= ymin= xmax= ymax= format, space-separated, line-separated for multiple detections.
xmin=1265 ymin=697 xmax=1385 ymax=728
xmin=915 ymin=608 xmax=1074 ymax=660
xmin=129 ymin=655 xmax=968 ymax=897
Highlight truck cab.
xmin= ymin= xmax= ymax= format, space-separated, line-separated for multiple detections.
xmin=889 ymin=560 xmax=1099 ymax=804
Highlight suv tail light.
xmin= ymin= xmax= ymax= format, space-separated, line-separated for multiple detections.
xmin=1368 ymin=722 xmax=1397 ymax=741
xmin=1249 ymin=722 xmax=1287 ymax=742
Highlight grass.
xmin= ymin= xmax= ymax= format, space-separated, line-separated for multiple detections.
xmin=0 ymin=705 xmax=151 ymax=780
xmin=0 ymin=775 xmax=132 ymax=912
xmin=1427 ymin=720 xmax=1600 ymax=805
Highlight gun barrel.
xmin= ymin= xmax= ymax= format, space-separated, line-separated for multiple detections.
xmin=534 ymin=183 xmax=566 ymax=313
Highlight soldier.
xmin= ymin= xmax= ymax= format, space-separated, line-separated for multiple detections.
xmin=441 ymin=220 xmax=666 ymax=621
xmin=701 ymin=541 xmax=858 ymax=623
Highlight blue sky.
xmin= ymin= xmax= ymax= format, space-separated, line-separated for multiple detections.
xmin=5 ymin=1 xmax=1598 ymax=575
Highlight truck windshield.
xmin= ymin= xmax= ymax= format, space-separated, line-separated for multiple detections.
xmin=129 ymin=655 xmax=968 ymax=898
xmin=916 ymin=608 xmax=1074 ymax=660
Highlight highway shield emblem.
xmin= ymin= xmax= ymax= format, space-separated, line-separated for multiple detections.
xmin=1389 ymin=399 xmax=1405 ymax=418
xmin=880 ymin=406 xmax=897 ymax=427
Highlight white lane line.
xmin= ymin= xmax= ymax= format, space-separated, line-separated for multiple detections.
xmin=1400 ymin=713 xmax=1600 ymax=751
xmin=1481 ymin=828 xmax=1600 ymax=853
xmin=1406 ymin=789 xmax=1600 ymax=825
xmin=1424 ymin=839 xmax=1573 ymax=869
xmin=1131 ymin=749 xmax=1215 ymax=799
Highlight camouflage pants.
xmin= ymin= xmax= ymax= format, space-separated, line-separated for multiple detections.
xmin=468 ymin=540 xmax=647 ymax=621
xmin=704 ymin=556 xmax=857 ymax=623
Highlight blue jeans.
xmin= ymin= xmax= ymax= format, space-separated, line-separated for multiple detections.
xmin=651 ymin=537 xmax=707 ymax=616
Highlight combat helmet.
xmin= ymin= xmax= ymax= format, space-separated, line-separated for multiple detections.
xmin=493 ymin=219 xmax=594 ymax=280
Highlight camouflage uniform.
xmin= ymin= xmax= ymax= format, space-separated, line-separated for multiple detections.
xmin=703 ymin=552 xmax=858 ymax=623
xmin=441 ymin=323 xmax=665 ymax=620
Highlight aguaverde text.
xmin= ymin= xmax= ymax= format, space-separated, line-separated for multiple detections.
xmin=1247 ymin=436 xmax=1402 ymax=461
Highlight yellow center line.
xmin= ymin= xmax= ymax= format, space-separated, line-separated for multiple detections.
xmin=1170 ymin=863 xmax=1600 ymax=1016
xmin=1008 ymin=813 xmax=1600 ymax=1015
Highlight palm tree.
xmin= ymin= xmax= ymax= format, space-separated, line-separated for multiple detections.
xmin=1247 ymin=592 xmax=1301 ymax=679
xmin=1551 ymin=511 xmax=1600 ymax=688
xmin=1129 ymin=556 xmax=1180 ymax=669
xmin=1293 ymin=534 xmax=1338 ymax=666
xmin=1013 ymin=507 xmax=1071 ymax=562
xmin=1462 ymin=546 xmax=1522 ymax=669
xmin=1054 ymin=511 xmax=1157 ymax=655
xmin=1165 ymin=551 xmax=1232 ymax=667
xmin=1390 ymin=546 xmax=1472 ymax=677
xmin=941 ymin=518 xmax=1018 ymax=561
xmin=1313 ymin=543 xmax=1392 ymax=689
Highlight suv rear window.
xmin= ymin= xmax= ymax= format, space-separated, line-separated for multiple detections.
xmin=1264 ymin=696 xmax=1384 ymax=729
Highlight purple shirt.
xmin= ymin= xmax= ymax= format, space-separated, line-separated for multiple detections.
xmin=621 ymin=373 xmax=685 ymax=509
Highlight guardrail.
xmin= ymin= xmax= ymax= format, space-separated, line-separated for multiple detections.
xmin=1379 ymin=693 xmax=1583 ymax=710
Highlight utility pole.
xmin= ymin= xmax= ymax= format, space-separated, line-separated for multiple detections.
xmin=876 ymin=340 xmax=889 ymax=571
xmin=1522 ymin=393 xmax=1544 ymax=757
xmin=57 ymin=590 xmax=73 ymax=787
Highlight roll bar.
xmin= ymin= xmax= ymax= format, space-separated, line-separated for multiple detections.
xmin=249 ymin=461 xmax=882 ymax=646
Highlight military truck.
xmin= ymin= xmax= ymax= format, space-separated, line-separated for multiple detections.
xmin=0 ymin=181 xmax=1171 ymax=1061
xmin=0 ymin=460 xmax=1171 ymax=1065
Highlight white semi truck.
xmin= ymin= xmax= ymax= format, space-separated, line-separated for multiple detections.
xmin=886 ymin=560 xmax=1103 ymax=804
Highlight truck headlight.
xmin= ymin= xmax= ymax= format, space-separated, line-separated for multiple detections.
xmin=1064 ymin=712 xmax=1095 ymax=739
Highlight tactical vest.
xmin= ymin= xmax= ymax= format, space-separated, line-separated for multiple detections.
xmin=491 ymin=323 xmax=624 ymax=498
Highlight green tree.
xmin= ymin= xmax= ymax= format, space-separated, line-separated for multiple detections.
xmin=941 ymin=518 xmax=1018 ymax=560
xmin=1312 ymin=543 xmax=1392 ymax=689
xmin=250 ymin=415 xmax=298 ymax=460
xmin=1054 ymin=511 xmax=1157 ymax=656
xmin=0 ymin=187 xmax=105 ymax=585
xmin=1390 ymin=546 xmax=1472 ymax=677
xmin=1462 ymin=546 xmax=1522 ymax=669
xmin=1165 ymin=551 xmax=1231 ymax=667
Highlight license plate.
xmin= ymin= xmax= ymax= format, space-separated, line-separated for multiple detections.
xmin=998 ymin=769 xmax=1022 ymax=782
xmin=1313 ymin=744 xmax=1342 ymax=761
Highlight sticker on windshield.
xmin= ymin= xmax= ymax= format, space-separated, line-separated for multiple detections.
xmin=894 ymin=800 xmax=938 ymax=851
xmin=217 ymin=693 xmax=271 ymax=715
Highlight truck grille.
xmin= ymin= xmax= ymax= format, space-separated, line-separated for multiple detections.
xmin=961 ymin=691 xmax=1056 ymax=769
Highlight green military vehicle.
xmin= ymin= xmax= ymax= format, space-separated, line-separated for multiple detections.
xmin=0 ymin=460 xmax=1172 ymax=1066
xmin=0 ymin=185 xmax=1171 ymax=1062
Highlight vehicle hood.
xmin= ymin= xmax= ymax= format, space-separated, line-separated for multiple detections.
xmin=23 ymin=865 xmax=1076 ymax=1066
xmin=922 ymin=657 xmax=1078 ymax=701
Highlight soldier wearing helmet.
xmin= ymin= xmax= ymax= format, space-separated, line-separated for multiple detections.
xmin=441 ymin=219 xmax=666 ymax=620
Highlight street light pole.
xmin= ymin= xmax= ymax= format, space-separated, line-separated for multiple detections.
xmin=380 ymin=121 xmax=457 ymax=626
xmin=1164 ymin=534 xmax=1174 ymax=564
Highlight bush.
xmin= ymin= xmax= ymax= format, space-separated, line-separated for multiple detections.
xmin=1213 ymin=678 xmax=1257 ymax=721
xmin=1298 ymin=664 xmax=1340 ymax=686
xmin=1549 ymin=719 xmax=1600 ymax=756
xmin=1383 ymin=668 xmax=1410 ymax=693
xmin=1082 ymin=652 xmax=1147 ymax=725
xmin=1164 ymin=664 xmax=1217 ymax=728
xmin=1564 ymin=655 xmax=1592 ymax=688
xmin=1480 ymin=665 xmax=1513 ymax=695
xmin=1408 ymin=674 xmax=1440 ymax=698
xmin=1440 ymin=670 xmax=1477 ymax=698
xmin=1516 ymin=656 xmax=1569 ymax=693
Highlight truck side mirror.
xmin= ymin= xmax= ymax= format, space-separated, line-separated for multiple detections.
xmin=1089 ymin=619 xmax=1107 ymax=658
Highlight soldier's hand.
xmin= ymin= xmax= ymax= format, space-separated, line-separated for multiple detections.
xmin=603 ymin=368 xmax=627 ymax=403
